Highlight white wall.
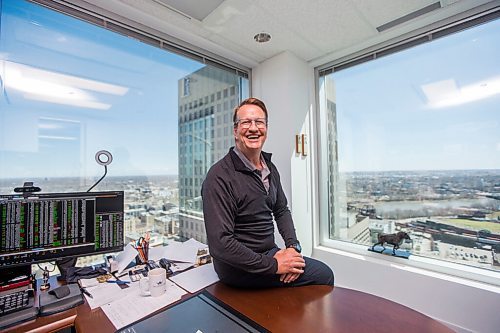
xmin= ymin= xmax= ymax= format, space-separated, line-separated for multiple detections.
xmin=252 ymin=52 xmax=500 ymax=333
xmin=252 ymin=51 xmax=315 ymax=254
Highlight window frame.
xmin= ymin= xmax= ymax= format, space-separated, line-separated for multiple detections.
xmin=1 ymin=0 xmax=251 ymax=251
xmin=314 ymin=5 xmax=500 ymax=287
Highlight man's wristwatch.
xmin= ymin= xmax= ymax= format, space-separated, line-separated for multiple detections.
xmin=288 ymin=243 xmax=302 ymax=253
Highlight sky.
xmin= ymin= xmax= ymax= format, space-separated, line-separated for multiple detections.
xmin=0 ymin=1 xmax=499 ymax=179
xmin=0 ymin=0 xmax=203 ymax=179
xmin=332 ymin=18 xmax=500 ymax=172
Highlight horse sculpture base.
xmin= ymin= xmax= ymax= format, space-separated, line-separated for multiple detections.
xmin=368 ymin=245 xmax=411 ymax=259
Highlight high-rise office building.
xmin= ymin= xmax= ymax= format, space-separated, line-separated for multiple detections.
xmin=324 ymin=78 xmax=374 ymax=244
xmin=324 ymin=77 xmax=342 ymax=239
xmin=177 ymin=66 xmax=243 ymax=243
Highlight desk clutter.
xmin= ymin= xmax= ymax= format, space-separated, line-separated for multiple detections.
xmin=0 ymin=238 xmax=218 ymax=331
xmin=134 ymin=234 xmax=150 ymax=265
xmin=76 ymin=238 xmax=219 ymax=330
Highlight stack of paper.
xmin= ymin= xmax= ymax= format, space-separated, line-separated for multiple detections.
xmin=148 ymin=238 xmax=219 ymax=292
xmin=78 ymin=238 xmax=219 ymax=329
xmin=169 ymin=263 xmax=219 ymax=293
xmin=148 ymin=238 xmax=208 ymax=264
xmin=80 ymin=275 xmax=186 ymax=329
xmin=111 ymin=243 xmax=138 ymax=275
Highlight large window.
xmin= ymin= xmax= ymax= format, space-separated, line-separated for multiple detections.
xmin=318 ymin=13 xmax=500 ymax=276
xmin=0 ymin=0 xmax=249 ymax=265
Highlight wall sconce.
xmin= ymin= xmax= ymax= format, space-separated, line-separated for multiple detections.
xmin=301 ymin=134 xmax=308 ymax=156
xmin=295 ymin=134 xmax=308 ymax=156
xmin=295 ymin=134 xmax=302 ymax=154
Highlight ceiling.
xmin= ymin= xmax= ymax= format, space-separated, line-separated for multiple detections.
xmin=78 ymin=0 xmax=496 ymax=68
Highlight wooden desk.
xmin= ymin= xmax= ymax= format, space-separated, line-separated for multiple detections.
xmin=205 ymin=283 xmax=454 ymax=333
xmin=4 ymin=282 xmax=454 ymax=333
xmin=1 ymin=309 xmax=77 ymax=333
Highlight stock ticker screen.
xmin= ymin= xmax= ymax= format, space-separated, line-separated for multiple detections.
xmin=0 ymin=191 xmax=124 ymax=267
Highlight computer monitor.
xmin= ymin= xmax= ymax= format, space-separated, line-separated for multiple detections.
xmin=0 ymin=191 xmax=124 ymax=268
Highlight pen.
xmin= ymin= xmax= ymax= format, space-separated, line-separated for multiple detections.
xmin=106 ymin=280 xmax=130 ymax=285
xmin=117 ymin=271 xmax=129 ymax=278
xmin=81 ymin=288 xmax=93 ymax=299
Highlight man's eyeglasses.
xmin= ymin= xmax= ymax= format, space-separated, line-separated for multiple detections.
xmin=234 ymin=118 xmax=267 ymax=129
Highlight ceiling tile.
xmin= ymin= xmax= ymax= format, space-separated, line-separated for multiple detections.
xmin=80 ymin=0 xmax=493 ymax=65
xmin=203 ymin=0 xmax=324 ymax=62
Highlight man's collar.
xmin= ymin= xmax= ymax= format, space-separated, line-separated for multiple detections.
xmin=229 ymin=147 xmax=271 ymax=172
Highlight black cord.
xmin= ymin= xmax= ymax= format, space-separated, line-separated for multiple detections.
xmin=37 ymin=263 xmax=56 ymax=273
xmin=87 ymin=165 xmax=108 ymax=192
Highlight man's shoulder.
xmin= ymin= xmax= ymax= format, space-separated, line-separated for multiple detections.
xmin=206 ymin=151 xmax=234 ymax=177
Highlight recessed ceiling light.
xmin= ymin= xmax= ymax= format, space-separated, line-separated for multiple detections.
xmin=254 ymin=32 xmax=271 ymax=43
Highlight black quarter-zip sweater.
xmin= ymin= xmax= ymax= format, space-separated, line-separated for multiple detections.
xmin=201 ymin=148 xmax=299 ymax=278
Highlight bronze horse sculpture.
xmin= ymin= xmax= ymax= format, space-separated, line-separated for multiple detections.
xmin=372 ymin=231 xmax=411 ymax=255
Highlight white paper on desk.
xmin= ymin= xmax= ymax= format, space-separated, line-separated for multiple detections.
xmin=162 ymin=238 xmax=208 ymax=263
xmin=183 ymin=238 xmax=208 ymax=254
xmin=83 ymin=281 xmax=128 ymax=309
xmin=101 ymin=280 xmax=186 ymax=330
xmin=147 ymin=245 xmax=166 ymax=262
xmin=162 ymin=242 xmax=193 ymax=263
xmin=79 ymin=277 xmax=99 ymax=288
xmin=112 ymin=243 xmax=138 ymax=274
xmin=169 ymin=263 xmax=219 ymax=293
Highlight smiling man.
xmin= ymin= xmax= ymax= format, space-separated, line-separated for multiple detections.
xmin=202 ymin=97 xmax=334 ymax=288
